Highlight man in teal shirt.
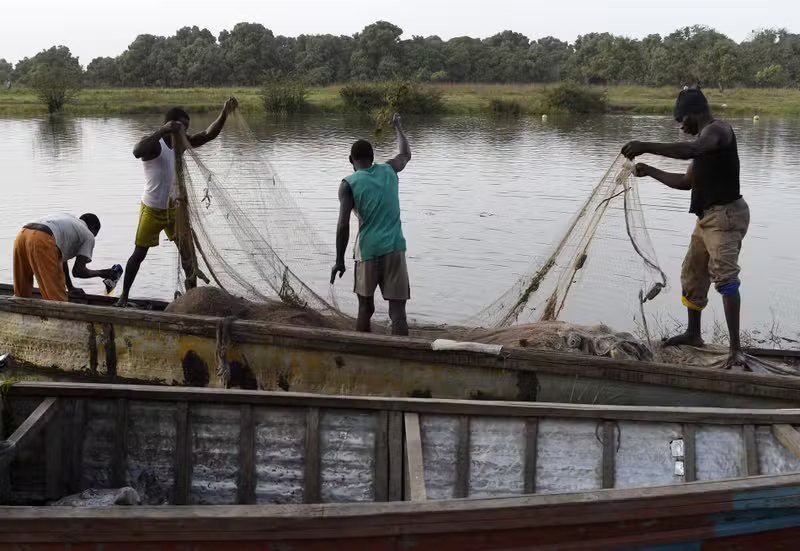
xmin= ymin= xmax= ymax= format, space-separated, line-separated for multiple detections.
xmin=331 ymin=114 xmax=411 ymax=335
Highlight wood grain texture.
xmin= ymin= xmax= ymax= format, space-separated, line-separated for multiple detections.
xmin=743 ymin=424 xmax=759 ymax=477
xmin=404 ymin=412 xmax=426 ymax=502
xmin=8 ymin=382 xmax=800 ymax=425
xmin=683 ymin=424 xmax=697 ymax=483
xmin=237 ymin=405 xmax=256 ymax=505
xmin=773 ymin=425 xmax=800 ymax=460
xmin=524 ymin=418 xmax=538 ymax=494
xmin=303 ymin=408 xmax=320 ymax=504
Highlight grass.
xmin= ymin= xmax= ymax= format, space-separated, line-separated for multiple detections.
xmin=1 ymin=84 xmax=799 ymax=116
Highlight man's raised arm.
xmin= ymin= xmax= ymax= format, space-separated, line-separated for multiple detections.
xmin=387 ymin=113 xmax=411 ymax=173
xmin=188 ymin=97 xmax=238 ymax=149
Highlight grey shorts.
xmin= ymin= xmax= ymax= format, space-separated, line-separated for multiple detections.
xmin=354 ymin=250 xmax=410 ymax=301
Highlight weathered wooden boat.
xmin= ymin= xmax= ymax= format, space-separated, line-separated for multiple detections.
xmin=3 ymin=382 xmax=800 ymax=549
xmin=3 ymin=288 xmax=800 ymax=408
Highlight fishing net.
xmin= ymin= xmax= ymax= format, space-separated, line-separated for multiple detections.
xmin=467 ymin=154 xmax=667 ymax=343
xmin=170 ymin=113 xmax=353 ymax=328
xmin=168 ymin=112 xmax=667 ymax=343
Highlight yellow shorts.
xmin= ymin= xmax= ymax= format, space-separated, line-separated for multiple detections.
xmin=135 ymin=202 xmax=177 ymax=248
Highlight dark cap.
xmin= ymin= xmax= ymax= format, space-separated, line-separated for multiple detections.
xmin=674 ymin=88 xmax=709 ymax=121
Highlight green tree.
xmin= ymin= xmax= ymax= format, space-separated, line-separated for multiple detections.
xmin=85 ymin=57 xmax=119 ymax=87
xmin=0 ymin=59 xmax=12 ymax=85
xmin=19 ymin=46 xmax=83 ymax=113
xmin=350 ymin=21 xmax=403 ymax=80
xmin=219 ymin=23 xmax=279 ymax=85
xmin=755 ymin=64 xmax=789 ymax=87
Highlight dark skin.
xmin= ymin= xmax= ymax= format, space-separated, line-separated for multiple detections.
xmin=62 ymin=223 xmax=117 ymax=297
xmin=623 ymin=111 xmax=744 ymax=368
xmin=331 ymin=113 xmax=411 ymax=335
xmin=116 ymin=98 xmax=238 ymax=307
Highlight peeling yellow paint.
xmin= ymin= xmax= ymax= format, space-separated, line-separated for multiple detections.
xmin=0 ymin=312 xmax=520 ymax=399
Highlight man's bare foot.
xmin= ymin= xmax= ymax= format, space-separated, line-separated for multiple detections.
xmin=663 ymin=332 xmax=704 ymax=347
xmin=724 ymin=351 xmax=750 ymax=371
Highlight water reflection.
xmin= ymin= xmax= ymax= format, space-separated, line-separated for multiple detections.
xmin=32 ymin=114 xmax=81 ymax=162
xmin=2 ymin=113 xmax=800 ymax=341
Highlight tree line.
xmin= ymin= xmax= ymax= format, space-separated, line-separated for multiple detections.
xmin=3 ymin=22 xmax=800 ymax=90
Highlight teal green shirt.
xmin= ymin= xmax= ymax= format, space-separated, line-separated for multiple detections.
xmin=345 ymin=163 xmax=407 ymax=262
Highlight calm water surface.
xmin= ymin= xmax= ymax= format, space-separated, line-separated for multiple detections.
xmin=2 ymin=113 xmax=800 ymax=339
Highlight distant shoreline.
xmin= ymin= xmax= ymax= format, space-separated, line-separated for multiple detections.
xmin=1 ymin=84 xmax=798 ymax=117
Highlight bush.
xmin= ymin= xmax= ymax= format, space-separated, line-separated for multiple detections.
xmin=543 ymin=82 xmax=607 ymax=114
xmin=488 ymin=97 xmax=523 ymax=116
xmin=261 ymin=76 xmax=309 ymax=114
xmin=20 ymin=46 xmax=83 ymax=113
xmin=339 ymin=82 xmax=387 ymax=112
xmin=755 ymin=64 xmax=789 ymax=88
xmin=339 ymin=80 xmax=444 ymax=116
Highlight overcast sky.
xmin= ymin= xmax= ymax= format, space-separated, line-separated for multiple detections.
xmin=2 ymin=0 xmax=797 ymax=65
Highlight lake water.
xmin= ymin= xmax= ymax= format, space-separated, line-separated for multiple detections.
xmin=2 ymin=112 xmax=800 ymax=342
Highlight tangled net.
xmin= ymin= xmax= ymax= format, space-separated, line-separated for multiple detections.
xmin=169 ymin=112 xmax=667 ymax=343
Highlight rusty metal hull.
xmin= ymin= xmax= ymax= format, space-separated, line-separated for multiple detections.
xmin=1 ymin=296 xmax=800 ymax=407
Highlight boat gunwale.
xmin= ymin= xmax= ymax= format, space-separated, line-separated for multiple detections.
xmin=7 ymin=381 xmax=800 ymax=425
xmin=0 ymin=471 xmax=799 ymax=541
xmin=2 ymin=296 xmax=800 ymax=389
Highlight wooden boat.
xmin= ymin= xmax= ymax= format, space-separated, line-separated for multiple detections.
xmin=2 ymin=290 xmax=800 ymax=409
xmin=2 ymin=382 xmax=800 ymax=549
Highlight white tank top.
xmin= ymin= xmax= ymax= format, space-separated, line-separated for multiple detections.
xmin=141 ymin=138 xmax=176 ymax=209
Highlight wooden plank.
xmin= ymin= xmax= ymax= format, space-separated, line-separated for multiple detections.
xmin=111 ymin=398 xmax=128 ymax=488
xmin=102 ymin=323 xmax=117 ymax=378
xmin=387 ymin=410 xmax=403 ymax=502
xmin=374 ymin=410 xmax=389 ymax=502
xmin=602 ymin=421 xmax=616 ymax=489
xmin=404 ymin=412 xmax=426 ymax=502
xmin=69 ymin=399 xmax=86 ymax=493
xmin=773 ymin=425 xmax=800 ymax=460
xmin=237 ymin=404 xmax=256 ymax=505
xmin=303 ymin=407 xmax=320 ymax=504
xmin=524 ymin=418 xmax=538 ymax=493
xmin=743 ymin=424 xmax=759 ymax=476
xmin=87 ymin=322 xmax=98 ymax=373
xmin=9 ymin=382 xmax=800 ymax=426
xmin=4 ymin=472 xmax=800 ymax=544
xmin=45 ymin=400 xmax=64 ymax=501
xmin=683 ymin=424 xmax=697 ymax=483
xmin=173 ymin=401 xmax=192 ymax=505
xmin=0 ymin=396 xmax=9 ymax=502
xmin=0 ymin=397 xmax=59 ymax=468
xmin=4 ymin=297 xmax=800 ymax=404
xmin=454 ymin=416 xmax=470 ymax=499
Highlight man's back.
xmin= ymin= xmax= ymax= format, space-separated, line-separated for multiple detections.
xmin=33 ymin=213 xmax=94 ymax=262
xmin=346 ymin=163 xmax=406 ymax=261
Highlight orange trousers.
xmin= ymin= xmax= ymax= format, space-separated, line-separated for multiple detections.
xmin=13 ymin=228 xmax=67 ymax=301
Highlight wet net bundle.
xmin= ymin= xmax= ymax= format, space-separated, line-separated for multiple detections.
xmin=170 ymin=113 xmax=353 ymax=328
xmin=169 ymin=112 xmax=667 ymax=342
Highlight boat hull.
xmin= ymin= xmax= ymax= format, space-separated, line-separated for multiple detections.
xmin=1 ymin=296 xmax=799 ymax=407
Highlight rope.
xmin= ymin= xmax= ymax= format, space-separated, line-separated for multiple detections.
xmin=215 ymin=317 xmax=235 ymax=388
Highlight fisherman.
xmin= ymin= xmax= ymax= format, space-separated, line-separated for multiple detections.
xmin=115 ymin=98 xmax=238 ymax=307
xmin=13 ymin=213 xmax=118 ymax=301
xmin=622 ymin=87 xmax=749 ymax=368
xmin=331 ymin=114 xmax=412 ymax=335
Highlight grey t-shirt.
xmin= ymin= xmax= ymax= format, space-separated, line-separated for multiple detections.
xmin=33 ymin=214 xmax=95 ymax=262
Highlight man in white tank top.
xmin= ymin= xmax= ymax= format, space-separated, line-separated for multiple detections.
xmin=116 ymin=98 xmax=237 ymax=307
